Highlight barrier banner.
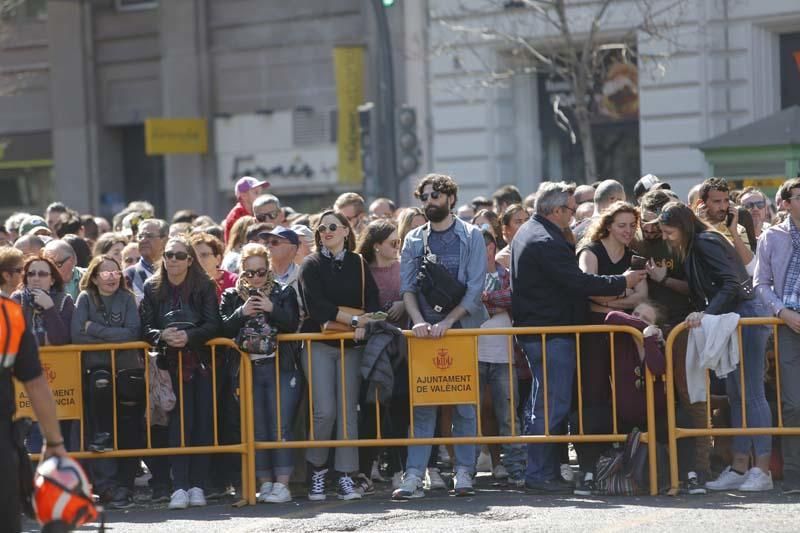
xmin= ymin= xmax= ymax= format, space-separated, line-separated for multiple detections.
xmin=333 ymin=46 xmax=364 ymax=185
xmin=409 ymin=336 xmax=478 ymax=406
xmin=14 ymin=350 xmax=83 ymax=420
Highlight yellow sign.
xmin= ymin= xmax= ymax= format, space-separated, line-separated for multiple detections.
xmin=333 ymin=46 xmax=364 ymax=185
xmin=14 ymin=350 xmax=83 ymax=420
xmin=409 ymin=336 xmax=478 ymax=406
xmin=145 ymin=118 xmax=208 ymax=155
xmin=741 ymin=177 xmax=785 ymax=188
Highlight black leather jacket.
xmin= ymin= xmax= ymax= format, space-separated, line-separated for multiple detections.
xmin=140 ymin=276 xmax=221 ymax=356
xmin=684 ymin=231 xmax=749 ymax=315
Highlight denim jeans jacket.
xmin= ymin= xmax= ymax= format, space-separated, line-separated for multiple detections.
xmin=400 ymin=216 xmax=489 ymax=329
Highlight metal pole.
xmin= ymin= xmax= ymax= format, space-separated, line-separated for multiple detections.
xmin=369 ymin=0 xmax=398 ymax=202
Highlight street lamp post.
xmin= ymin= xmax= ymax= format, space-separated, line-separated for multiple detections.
xmin=369 ymin=0 xmax=398 ymax=202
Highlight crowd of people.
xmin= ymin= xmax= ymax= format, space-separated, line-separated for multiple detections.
xmin=1 ymin=170 xmax=798 ymax=512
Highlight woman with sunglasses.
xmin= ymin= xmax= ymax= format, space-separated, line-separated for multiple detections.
xmin=70 ymin=255 xmax=141 ymax=509
xmin=298 ymin=210 xmax=380 ymax=501
xmin=0 ymin=246 xmax=24 ymax=297
xmin=220 ymin=243 xmax=300 ymax=503
xmin=190 ymin=233 xmax=238 ymax=301
xmin=140 ymin=236 xmax=221 ymax=510
xmin=658 ymin=201 xmax=773 ymax=492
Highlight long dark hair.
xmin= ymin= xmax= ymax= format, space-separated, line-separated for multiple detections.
xmin=150 ymin=236 xmax=213 ymax=302
xmin=658 ymin=201 xmax=712 ymax=260
xmin=356 ymin=219 xmax=397 ymax=265
xmin=314 ymin=210 xmax=356 ymax=253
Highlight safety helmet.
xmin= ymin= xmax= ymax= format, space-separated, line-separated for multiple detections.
xmin=33 ymin=456 xmax=99 ymax=528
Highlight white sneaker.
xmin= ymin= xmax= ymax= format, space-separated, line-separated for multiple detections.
xmin=257 ymin=481 xmax=274 ymax=503
xmin=391 ymin=471 xmax=403 ymax=489
xmin=168 ymin=489 xmax=189 ymax=510
xmin=706 ymin=467 xmax=746 ymax=491
xmin=187 ymin=487 xmax=206 ymax=507
xmin=476 ymin=450 xmax=492 ymax=473
xmin=371 ymin=460 xmax=386 ymax=482
xmin=492 ymin=464 xmax=509 ymax=480
xmin=392 ymin=473 xmax=424 ymax=500
xmin=264 ymin=482 xmax=292 ymax=503
xmin=739 ymin=467 xmax=773 ymax=492
xmin=425 ymin=467 xmax=446 ymax=490
xmin=453 ymin=469 xmax=475 ymax=496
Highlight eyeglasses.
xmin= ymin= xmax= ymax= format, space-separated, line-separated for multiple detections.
xmin=26 ymin=270 xmax=51 ymax=279
xmin=256 ymin=211 xmax=280 ymax=222
xmin=559 ymin=205 xmax=576 ymax=215
xmin=53 ymin=257 xmax=70 ymax=268
xmin=419 ymin=191 xmax=441 ymax=203
xmin=789 ymin=195 xmax=800 ymax=202
xmin=124 ymin=257 xmax=138 ymax=265
xmin=164 ymin=251 xmax=189 ymax=261
xmin=742 ymin=200 xmax=766 ymax=210
xmin=98 ymin=271 xmax=122 ymax=281
xmin=242 ymin=268 xmax=268 ymax=279
xmin=267 ymin=238 xmax=287 ymax=247
xmin=137 ymin=232 xmax=160 ymax=241
xmin=317 ymin=223 xmax=341 ymax=233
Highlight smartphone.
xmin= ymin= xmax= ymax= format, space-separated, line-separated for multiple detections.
xmin=725 ymin=211 xmax=734 ymax=227
xmin=630 ymin=255 xmax=648 ymax=270
xmin=248 ymin=288 xmax=260 ymax=297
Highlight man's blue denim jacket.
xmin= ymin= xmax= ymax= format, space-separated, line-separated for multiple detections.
xmin=400 ymin=216 xmax=489 ymax=329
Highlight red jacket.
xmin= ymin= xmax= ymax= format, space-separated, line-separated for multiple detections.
xmin=223 ymin=202 xmax=250 ymax=243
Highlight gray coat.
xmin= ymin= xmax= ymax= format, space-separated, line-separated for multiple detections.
xmin=361 ymin=321 xmax=406 ymax=404
xmin=71 ymin=289 xmax=142 ymax=370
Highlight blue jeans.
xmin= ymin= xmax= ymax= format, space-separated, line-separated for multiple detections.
xmin=727 ymin=299 xmax=772 ymax=457
xmin=168 ymin=367 xmax=213 ymax=491
xmin=478 ymin=362 xmax=526 ymax=479
xmin=252 ymin=360 xmax=301 ymax=478
xmin=405 ymin=404 xmax=476 ymax=477
xmin=519 ymin=335 xmax=576 ymax=483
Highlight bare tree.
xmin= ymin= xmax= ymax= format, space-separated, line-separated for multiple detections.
xmin=434 ymin=0 xmax=689 ymax=182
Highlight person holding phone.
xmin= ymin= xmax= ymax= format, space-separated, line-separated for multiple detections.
xmin=220 ymin=243 xmax=300 ymax=504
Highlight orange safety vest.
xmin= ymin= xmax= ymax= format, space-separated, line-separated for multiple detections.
xmin=0 ymin=296 xmax=25 ymax=371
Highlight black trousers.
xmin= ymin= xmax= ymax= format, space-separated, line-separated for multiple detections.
xmin=1 ymin=418 xmax=22 ymax=533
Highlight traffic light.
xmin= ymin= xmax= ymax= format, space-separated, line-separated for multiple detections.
xmin=358 ymin=102 xmax=377 ymax=180
xmin=395 ymin=105 xmax=420 ymax=177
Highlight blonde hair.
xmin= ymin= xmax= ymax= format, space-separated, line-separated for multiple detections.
xmin=236 ymin=243 xmax=274 ymax=299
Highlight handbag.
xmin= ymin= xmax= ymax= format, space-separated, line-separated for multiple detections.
xmin=322 ymin=257 xmax=366 ymax=333
xmin=417 ymin=223 xmax=467 ymax=314
xmin=148 ymin=352 xmax=176 ymax=426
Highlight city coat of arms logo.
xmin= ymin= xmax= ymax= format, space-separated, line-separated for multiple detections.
xmin=433 ymin=348 xmax=452 ymax=370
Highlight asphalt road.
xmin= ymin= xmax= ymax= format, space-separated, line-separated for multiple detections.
xmin=22 ymin=477 xmax=800 ymax=533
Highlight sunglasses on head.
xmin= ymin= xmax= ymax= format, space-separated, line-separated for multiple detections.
xmin=256 ymin=211 xmax=280 ymax=222
xmin=242 ymin=268 xmax=268 ymax=279
xmin=164 ymin=251 xmax=189 ymax=261
xmin=27 ymin=270 xmax=51 ymax=279
xmin=419 ymin=190 xmax=441 ymax=202
xmin=742 ymin=200 xmax=766 ymax=210
xmin=98 ymin=270 xmax=122 ymax=281
xmin=317 ymin=223 xmax=341 ymax=233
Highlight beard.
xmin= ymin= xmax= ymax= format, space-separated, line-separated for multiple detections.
xmin=425 ymin=204 xmax=450 ymax=223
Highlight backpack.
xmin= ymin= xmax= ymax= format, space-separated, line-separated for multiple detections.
xmin=595 ymin=428 xmax=670 ymax=495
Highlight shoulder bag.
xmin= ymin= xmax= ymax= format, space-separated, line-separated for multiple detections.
xmin=417 ymin=223 xmax=467 ymax=314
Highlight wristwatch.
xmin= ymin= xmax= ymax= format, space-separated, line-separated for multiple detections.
xmin=351 ymin=315 xmax=360 ymax=329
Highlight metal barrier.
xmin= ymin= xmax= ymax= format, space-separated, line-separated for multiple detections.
xmin=16 ymin=339 xmax=254 ymax=507
xmin=261 ymin=324 xmax=660 ymax=500
xmin=664 ymin=317 xmax=798 ymax=495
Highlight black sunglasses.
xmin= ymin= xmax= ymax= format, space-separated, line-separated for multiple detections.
xmin=317 ymin=223 xmax=341 ymax=233
xmin=419 ymin=191 xmax=441 ymax=202
xmin=164 ymin=251 xmax=189 ymax=261
xmin=256 ymin=211 xmax=280 ymax=222
xmin=242 ymin=268 xmax=268 ymax=279
xmin=742 ymin=200 xmax=766 ymax=210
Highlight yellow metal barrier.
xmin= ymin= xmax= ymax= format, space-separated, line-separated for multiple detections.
xmin=15 ymin=339 xmax=254 ymax=507
xmin=271 ymin=324 xmax=661 ymax=496
xmin=664 ymin=317 xmax=799 ymax=495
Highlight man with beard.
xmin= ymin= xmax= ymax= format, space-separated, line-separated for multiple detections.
xmin=511 ymin=181 xmax=645 ymax=492
xmin=696 ymin=177 xmax=753 ymax=268
xmin=124 ymin=218 xmax=168 ymax=304
xmin=393 ymin=173 xmax=488 ymax=500
xmin=633 ymin=188 xmax=709 ymax=493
